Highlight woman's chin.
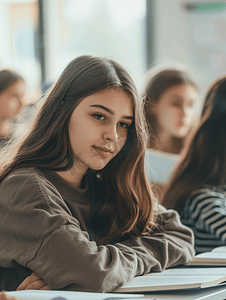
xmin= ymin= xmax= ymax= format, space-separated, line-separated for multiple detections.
xmin=89 ymin=160 xmax=109 ymax=171
xmin=173 ymin=128 xmax=190 ymax=138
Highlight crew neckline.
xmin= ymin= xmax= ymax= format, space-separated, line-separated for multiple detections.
xmin=41 ymin=169 xmax=91 ymax=204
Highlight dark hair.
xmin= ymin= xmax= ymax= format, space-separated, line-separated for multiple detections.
xmin=0 ymin=55 xmax=156 ymax=243
xmin=162 ymin=76 xmax=226 ymax=211
xmin=0 ymin=69 xmax=25 ymax=93
xmin=144 ymin=68 xmax=198 ymax=152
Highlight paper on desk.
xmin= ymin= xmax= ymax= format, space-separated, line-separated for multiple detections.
xmin=5 ymin=290 xmax=145 ymax=300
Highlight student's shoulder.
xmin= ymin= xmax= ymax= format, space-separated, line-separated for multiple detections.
xmin=3 ymin=167 xmax=48 ymax=187
xmin=0 ymin=167 xmax=72 ymax=216
xmin=6 ymin=166 xmax=43 ymax=176
xmin=145 ymin=148 xmax=179 ymax=162
xmin=1 ymin=167 xmax=61 ymax=202
xmin=183 ymin=185 xmax=226 ymax=215
xmin=189 ymin=185 xmax=226 ymax=201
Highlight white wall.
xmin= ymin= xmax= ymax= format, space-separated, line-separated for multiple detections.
xmin=155 ymin=0 xmax=191 ymax=66
xmin=152 ymin=0 xmax=226 ymax=104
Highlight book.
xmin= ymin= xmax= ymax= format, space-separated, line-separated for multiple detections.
xmin=211 ymin=246 xmax=226 ymax=253
xmin=187 ymin=252 xmax=226 ymax=266
xmin=145 ymin=149 xmax=179 ymax=184
xmin=187 ymin=246 xmax=226 ymax=266
xmin=113 ymin=267 xmax=226 ymax=293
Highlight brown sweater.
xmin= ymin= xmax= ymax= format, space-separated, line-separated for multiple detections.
xmin=0 ymin=167 xmax=195 ymax=292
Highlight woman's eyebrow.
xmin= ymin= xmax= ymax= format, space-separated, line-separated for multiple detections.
xmin=169 ymin=95 xmax=182 ymax=99
xmin=89 ymin=105 xmax=134 ymax=120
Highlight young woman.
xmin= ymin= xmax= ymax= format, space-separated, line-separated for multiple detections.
xmin=143 ymin=68 xmax=199 ymax=187
xmin=0 ymin=55 xmax=194 ymax=292
xmin=0 ymin=70 xmax=26 ymax=146
xmin=162 ymin=76 xmax=226 ymax=254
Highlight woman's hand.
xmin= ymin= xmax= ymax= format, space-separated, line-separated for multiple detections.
xmin=16 ymin=272 xmax=51 ymax=291
xmin=0 ymin=292 xmax=20 ymax=300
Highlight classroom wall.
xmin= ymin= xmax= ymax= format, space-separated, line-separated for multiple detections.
xmin=155 ymin=0 xmax=190 ymax=66
xmin=151 ymin=0 xmax=226 ymax=103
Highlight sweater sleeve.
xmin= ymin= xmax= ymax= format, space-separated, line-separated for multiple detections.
xmin=0 ymin=169 xmax=194 ymax=293
xmin=186 ymin=188 xmax=226 ymax=243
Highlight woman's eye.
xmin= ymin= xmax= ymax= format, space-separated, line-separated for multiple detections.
xmin=93 ymin=114 xmax=105 ymax=120
xmin=118 ymin=122 xmax=129 ymax=129
xmin=171 ymin=102 xmax=181 ymax=108
xmin=188 ymin=102 xmax=195 ymax=108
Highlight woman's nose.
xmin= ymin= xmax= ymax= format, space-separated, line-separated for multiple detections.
xmin=181 ymin=105 xmax=190 ymax=118
xmin=102 ymin=125 xmax=118 ymax=141
xmin=18 ymin=99 xmax=23 ymax=110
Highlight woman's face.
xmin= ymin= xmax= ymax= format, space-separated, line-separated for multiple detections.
xmin=153 ymin=83 xmax=199 ymax=138
xmin=0 ymin=81 xmax=25 ymax=119
xmin=68 ymin=88 xmax=134 ymax=172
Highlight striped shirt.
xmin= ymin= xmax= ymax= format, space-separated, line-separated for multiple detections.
xmin=180 ymin=186 xmax=226 ymax=254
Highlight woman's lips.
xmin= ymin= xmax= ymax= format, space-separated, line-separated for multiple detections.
xmin=92 ymin=146 xmax=113 ymax=157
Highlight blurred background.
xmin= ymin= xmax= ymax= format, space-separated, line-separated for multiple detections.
xmin=0 ymin=0 xmax=226 ymax=104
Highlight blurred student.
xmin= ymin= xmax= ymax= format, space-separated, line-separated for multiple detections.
xmin=143 ymin=67 xmax=199 ymax=187
xmin=0 ymin=70 xmax=26 ymax=146
xmin=162 ymin=76 xmax=226 ymax=254
xmin=0 ymin=55 xmax=194 ymax=292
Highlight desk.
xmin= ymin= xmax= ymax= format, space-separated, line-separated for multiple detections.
xmin=5 ymin=285 xmax=226 ymax=300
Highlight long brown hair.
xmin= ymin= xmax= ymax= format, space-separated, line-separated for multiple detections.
xmin=0 ymin=55 xmax=156 ymax=243
xmin=144 ymin=68 xmax=198 ymax=153
xmin=162 ymin=76 xmax=226 ymax=212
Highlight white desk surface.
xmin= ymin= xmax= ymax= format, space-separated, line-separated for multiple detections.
xmin=5 ymin=285 xmax=226 ymax=300
xmin=5 ymin=290 xmax=144 ymax=300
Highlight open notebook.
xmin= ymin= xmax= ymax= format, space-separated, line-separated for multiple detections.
xmin=113 ymin=267 xmax=226 ymax=293
xmin=187 ymin=246 xmax=226 ymax=266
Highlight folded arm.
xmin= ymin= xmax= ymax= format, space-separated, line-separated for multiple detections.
xmin=0 ymin=169 xmax=194 ymax=292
